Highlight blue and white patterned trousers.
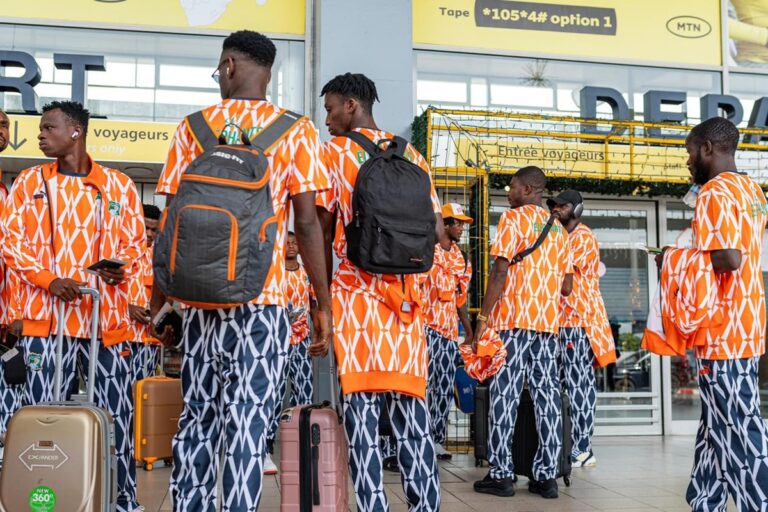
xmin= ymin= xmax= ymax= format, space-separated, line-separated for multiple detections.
xmin=20 ymin=335 xmax=137 ymax=512
xmin=170 ymin=304 xmax=289 ymax=512
xmin=344 ymin=391 xmax=441 ymax=512
xmin=131 ymin=342 xmax=160 ymax=383
xmin=489 ymin=328 xmax=562 ymax=481
xmin=686 ymin=357 xmax=768 ymax=512
xmin=266 ymin=336 xmax=314 ymax=448
xmin=426 ymin=327 xmax=458 ymax=446
xmin=559 ymin=327 xmax=596 ymax=457
xmin=0 ymin=349 xmax=22 ymax=444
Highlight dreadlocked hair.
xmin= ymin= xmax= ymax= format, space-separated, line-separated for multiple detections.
xmin=320 ymin=73 xmax=379 ymax=115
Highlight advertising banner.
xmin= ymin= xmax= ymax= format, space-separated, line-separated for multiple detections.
xmin=414 ymin=0 xmax=721 ymax=66
xmin=3 ymin=115 xmax=177 ymax=164
xmin=1 ymin=0 xmax=305 ymax=36
xmin=727 ymin=0 xmax=768 ymax=68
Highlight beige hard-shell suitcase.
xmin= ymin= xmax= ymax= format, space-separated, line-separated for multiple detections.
xmin=0 ymin=288 xmax=117 ymax=512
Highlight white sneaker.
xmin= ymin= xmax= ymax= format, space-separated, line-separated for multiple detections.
xmin=572 ymin=451 xmax=596 ymax=468
xmin=263 ymin=453 xmax=278 ymax=475
xmin=434 ymin=443 xmax=452 ymax=460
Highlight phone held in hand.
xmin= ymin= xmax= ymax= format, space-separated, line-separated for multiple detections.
xmin=86 ymin=258 xmax=126 ymax=275
xmin=645 ymin=246 xmax=663 ymax=255
xmin=153 ymin=302 xmax=183 ymax=343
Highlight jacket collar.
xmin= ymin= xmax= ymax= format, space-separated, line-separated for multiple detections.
xmin=41 ymin=155 xmax=108 ymax=190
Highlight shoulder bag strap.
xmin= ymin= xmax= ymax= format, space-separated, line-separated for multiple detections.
xmin=510 ymin=213 xmax=557 ymax=265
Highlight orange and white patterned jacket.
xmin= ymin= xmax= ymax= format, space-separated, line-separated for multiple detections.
xmin=319 ymin=129 xmax=441 ymax=399
xmin=286 ymin=264 xmax=312 ymax=345
xmin=0 ymin=181 xmax=21 ymax=327
xmin=423 ymin=243 xmax=472 ymax=341
xmin=1 ymin=159 xmax=146 ymax=345
xmin=560 ymin=224 xmax=616 ymax=367
xmin=642 ymin=248 xmax=722 ymax=356
xmin=126 ymin=246 xmax=158 ymax=344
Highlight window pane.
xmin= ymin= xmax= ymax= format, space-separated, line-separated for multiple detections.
xmin=0 ymin=24 xmax=305 ymax=120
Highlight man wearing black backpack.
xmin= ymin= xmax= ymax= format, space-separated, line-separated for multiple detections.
xmin=317 ymin=73 xmax=447 ymax=511
xmin=153 ymin=31 xmax=332 ymax=512
xmin=469 ymin=166 xmax=572 ymax=500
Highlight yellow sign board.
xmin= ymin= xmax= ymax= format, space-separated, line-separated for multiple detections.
xmin=1 ymin=0 xmax=305 ymax=36
xmin=3 ymin=115 xmax=177 ymax=164
xmin=414 ymin=0 xmax=721 ymax=66
xmin=457 ymin=138 xmax=691 ymax=183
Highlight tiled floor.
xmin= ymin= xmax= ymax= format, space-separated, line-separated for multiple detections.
xmin=137 ymin=435 xmax=738 ymax=511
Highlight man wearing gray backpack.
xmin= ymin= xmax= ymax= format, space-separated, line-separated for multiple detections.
xmin=153 ymin=30 xmax=332 ymax=512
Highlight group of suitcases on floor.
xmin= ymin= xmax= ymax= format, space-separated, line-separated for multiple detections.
xmin=0 ymin=293 xmax=570 ymax=511
xmin=0 ymin=290 xmax=183 ymax=511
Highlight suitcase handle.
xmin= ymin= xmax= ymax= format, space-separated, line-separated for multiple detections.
xmin=328 ymin=345 xmax=339 ymax=415
xmin=53 ymin=287 xmax=101 ymax=403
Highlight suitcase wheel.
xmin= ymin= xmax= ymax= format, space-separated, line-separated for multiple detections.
xmin=563 ymin=475 xmax=571 ymax=487
xmin=164 ymin=458 xmax=173 ymax=467
xmin=144 ymin=462 xmax=154 ymax=472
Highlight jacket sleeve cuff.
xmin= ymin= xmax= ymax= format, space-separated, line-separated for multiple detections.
xmin=32 ymin=270 xmax=58 ymax=290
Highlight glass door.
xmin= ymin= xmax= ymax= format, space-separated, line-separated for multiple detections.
xmin=659 ymin=201 xmax=700 ymax=435
xmin=584 ymin=200 xmax=663 ymax=436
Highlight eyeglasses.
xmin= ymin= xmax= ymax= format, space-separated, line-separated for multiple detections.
xmin=211 ymin=58 xmax=229 ymax=84
xmin=211 ymin=63 xmax=224 ymax=84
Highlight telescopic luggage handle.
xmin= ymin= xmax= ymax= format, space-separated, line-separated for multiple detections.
xmin=53 ymin=287 xmax=101 ymax=403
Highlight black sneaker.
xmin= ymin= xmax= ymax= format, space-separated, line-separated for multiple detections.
xmin=528 ymin=478 xmax=558 ymax=499
xmin=473 ymin=473 xmax=515 ymax=497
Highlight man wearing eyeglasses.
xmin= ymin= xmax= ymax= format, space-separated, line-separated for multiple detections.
xmin=154 ymin=30 xmax=331 ymax=512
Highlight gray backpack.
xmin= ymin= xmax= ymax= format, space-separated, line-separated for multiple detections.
xmin=154 ymin=109 xmax=301 ymax=308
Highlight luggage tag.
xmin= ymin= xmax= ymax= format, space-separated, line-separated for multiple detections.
xmin=1 ymin=348 xmax=18 ymax=362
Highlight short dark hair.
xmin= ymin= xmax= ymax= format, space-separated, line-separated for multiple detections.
xmin=142 ymin=204 xmax=161 ymax=220
xmin=514 ymin=165 xmax=546 ymax=190
xmin=42 ymin=101 xmax=89 ymax=133
xmin=223 ymin=30 xmax=276 ymax=68
xmin=444 ymin=217 xmax=458 ymax=226
xmin=287 ymin=231 xmax=296 ymax=237
xmin=689 ymin=117 xmax=740 ymax=155
xmin=320 ymin=73 xmax=380 ymax=115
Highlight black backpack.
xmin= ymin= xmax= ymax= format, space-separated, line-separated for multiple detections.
xmin=344 ymin=132 xmax=436 ymax=274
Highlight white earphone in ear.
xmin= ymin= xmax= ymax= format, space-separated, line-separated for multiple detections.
xmin=72 ymin=132 xmax=79 ymax=139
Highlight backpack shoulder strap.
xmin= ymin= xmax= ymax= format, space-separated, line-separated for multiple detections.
xmin=344 ymin=131 xmax=381 ymax=158
xmin=186 ymin=110 xmax=218 ymax=152
xmin=252 ymin=109 xmax=303 ymax=153
xmin=389 ymin=136 xmax=410 ymax=159
xmin=510 ymin=214 xmax=557 ymax=265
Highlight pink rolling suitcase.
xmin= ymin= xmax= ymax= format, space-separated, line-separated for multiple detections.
xmin=279 ymin=351 xmax=348 ymax=511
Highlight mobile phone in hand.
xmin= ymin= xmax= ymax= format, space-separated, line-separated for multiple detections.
xmin=86 ymin=258 xmax=126 ymax=275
